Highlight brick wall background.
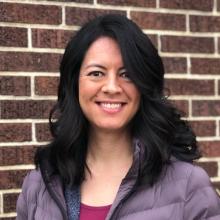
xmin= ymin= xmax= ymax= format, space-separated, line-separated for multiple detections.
xmin=0 ymin=0 xmax=220 ymax=218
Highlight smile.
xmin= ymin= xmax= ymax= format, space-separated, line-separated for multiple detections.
xmin=96 ymin=102 xmax=126 ymax=113
xmin=101 ymin=103 xmax=122 ymax=109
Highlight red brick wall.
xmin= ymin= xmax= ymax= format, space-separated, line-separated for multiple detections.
xmin=0 ymin=0 xmax=220 ymax=218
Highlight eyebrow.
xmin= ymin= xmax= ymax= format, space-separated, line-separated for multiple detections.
xmin=85 ymin=64 xmax=107 ymax=70
xmin=84 ymin=63 xmax=126 ymax=71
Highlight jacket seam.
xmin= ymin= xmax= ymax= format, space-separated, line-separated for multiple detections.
xmin=119 ymin=201 xmax=184 ymax=218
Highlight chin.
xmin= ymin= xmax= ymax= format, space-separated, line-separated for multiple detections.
xmin=95 ymin=123 xmax=128 ymax=132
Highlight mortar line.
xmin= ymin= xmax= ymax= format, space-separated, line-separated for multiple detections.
xmin=0 ymin=165 xmax=35 ymax=170
xmin=27 ymin=27 xmax=32 ymax=49
xmin=213 ymin=0 xmax=217 ymax=13
xmin=156 ymin=0 xmax=159 ymax=8
xmin=0 ymin=213 xmax=16 ymax=218
xmin=32 ymin=122 xmax=36 ymax=142
xmin=186 ymin=13 xmax=190 ymax=33
xmin=62 ymin=5 xmax=66 ymax=26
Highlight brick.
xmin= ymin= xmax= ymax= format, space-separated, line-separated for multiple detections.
xmin=0 ymin=123 xmax=31 ymax=142
xmin=0 ymin=52 xmax=61 ymax=72
xmin=192 ymin=100 xmax=220 ymax=117
xmin=162 ymin=57 xmax=187 ymax=74
xmin=1 ymin=100 xmax=55 ymax=119
xmin=213 ymin=182 xmax=220 ymax=193
xmin=218 ymin=80 xmax=220 ymax=95
xmin=0 ymin=146 xmax=36 ymax=166
xmin=199 ymin=141 xmax=220 ymax=157
xmin=190 ymin=15 xmax=220 ymax=32
xmin=3 ymin=193 xmax=19 ymax=213
xmin=161 ymin=36 xmax=214 ymax=53
xmin=218 ymin=0 xmax=220 ymax=11
xmin=191 ymin=58 xmax=220 ymax=75
xmin=0 ymin=27 xmax=27 ymax=47
xmin=218 ymin=38 xmax=220 ymax=53
xmin=0 ymin=218 xmax=15 ymax=220
xmin=189 ymin=120 xmax=216 ymax=137
xmin=0 ymin=2 xmax=61 ymax=24
xmin=169 ymin=100 xmax=189 ymax=116
xmin=131 ymin=12 xmax=185 ymax=31
xmin=66 ymin=7 xmax=126 ymax=26
xmin=147 ymin=34 xmax=158 ymax=48
xmin=36 ymin=123 xmax=52 ymax=142
xmin=160 ymin=0 xmax=213 ymax=11
xmin=0 ymin=170 xmax=29 ymax=189
xmin=196 ymin=162 xmax=218 ymax=177
xmin=35 ymin=76 xmax=59 ymax=96
xmin=165 ymin=79 xmax=214 ymax=96
xmin=0 ymin=76 xmax=30 ymax=96
xmin=97 ymin=0 xmax=156 ymax=7
xmin=32 ymin=29 xmax=74 ymax=49
xmin=47 ymin=0 xmax=92 ymax=2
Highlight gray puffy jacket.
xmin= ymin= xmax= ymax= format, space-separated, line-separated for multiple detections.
xmin=16 ymin=143 xmax=220 ymax=220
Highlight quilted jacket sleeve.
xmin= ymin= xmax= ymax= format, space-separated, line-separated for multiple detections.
xmin=16 ymin=170 xmax=41 ymax=220
xmin=16 ymin=172 xmax=31 ymax=220
xmin=183 ymin=166 xmax=220 ymax=220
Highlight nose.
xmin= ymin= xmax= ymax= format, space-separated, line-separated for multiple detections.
xmin=101 ymin=74 xmax=122 ymax=94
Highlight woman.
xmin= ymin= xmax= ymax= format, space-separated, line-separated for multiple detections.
xmin=16 ymin=14 xmax=220 ymax=220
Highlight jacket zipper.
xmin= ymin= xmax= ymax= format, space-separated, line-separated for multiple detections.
xmin=109 ymin=147 xmax=142 ymax=220
xmin=109 ymin=174 xmax=140 ymax=220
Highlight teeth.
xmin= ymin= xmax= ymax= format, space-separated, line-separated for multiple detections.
xmin=101 ymin=103 xmax=122 ymax=109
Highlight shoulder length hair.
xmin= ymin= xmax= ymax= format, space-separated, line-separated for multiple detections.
xmin=35 ymin=14 xmax=200 ymax=186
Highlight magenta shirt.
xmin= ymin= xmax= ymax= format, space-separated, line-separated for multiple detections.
xmin=79 ymin=203 xmax=111 ymax=220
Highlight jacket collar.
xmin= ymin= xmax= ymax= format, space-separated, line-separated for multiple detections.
xmin=106 ymin=139 xmax=143 ymax=220
xmin=39 ymin=139 xmax=144 ymax=220
xmin=39 ymin=152 xmax=68 ymax=220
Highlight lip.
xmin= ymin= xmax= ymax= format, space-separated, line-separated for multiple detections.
xmin=95 ymin=101 xmax=126 ymax=114
xmin=95 ymin=100 xmax=127 ymax=104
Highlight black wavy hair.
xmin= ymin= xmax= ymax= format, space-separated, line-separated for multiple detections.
xmin=35 ymin=14 xmax=201 ymax=186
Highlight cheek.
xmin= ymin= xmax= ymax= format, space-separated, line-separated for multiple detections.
xmin=78 ymin=80 xmax=89 ymax=109
xmin=79 ymin=78 xmax=96 ymax=93
xmin=128 ymin=85 xmax=141 ymax=104
xmin=78 ymin=82 xmax=83 ymax=104
xmin=78 ymin=79 xmax=89 ymax=100
xmin=78 ymin=80 xmax=97 ymax=109
xmin=130 ymin=87 xmax=141 ymax=114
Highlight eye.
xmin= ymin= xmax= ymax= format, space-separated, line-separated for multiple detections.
xmin=88 ymin=71 xmax=104 ymax=77
xmin=120 ymin=71 xmax=131 ymax=81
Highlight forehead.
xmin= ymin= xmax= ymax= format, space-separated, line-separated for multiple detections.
xmin=89 ymin=36 xmax=119 ymax=51
xmin=81 ymin=37 xmax=124 ymax=68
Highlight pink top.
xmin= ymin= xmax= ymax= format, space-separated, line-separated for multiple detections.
xmin=79 ymin=203 xmax=111 ymax=220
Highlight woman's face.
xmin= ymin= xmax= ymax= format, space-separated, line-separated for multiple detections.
xmin=79 ymin=37 xmax=140 ymax=132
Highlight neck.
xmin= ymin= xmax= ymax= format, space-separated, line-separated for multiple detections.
xmin=86 ymin=127 xmax=133 ymax=169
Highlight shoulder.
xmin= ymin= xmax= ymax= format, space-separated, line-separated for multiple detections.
xmin=16 ymin=169 xmax=46 ymax=219
xmin=160 ymin=160 xmax=219 ymax=201
xmin=159 ymin=160 xmax=213 ymax=196
xmin=165 ymin=160 xmax=220 ymax=218
xmin=22 ymin=169 xmax=44 ymax=188
xmin=20 ymin=169 xmax=46 ymax=201
xmin=25 ymin=168 xmax=43 ymax=181
xmin=166 ymin=160 xmax=211 ymax=186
